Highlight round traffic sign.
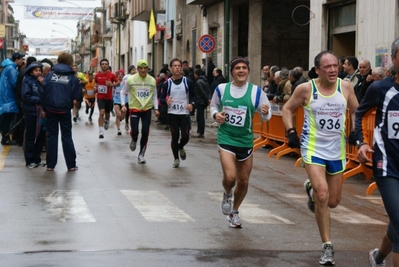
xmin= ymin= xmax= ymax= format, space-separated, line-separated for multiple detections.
xmin=198 ymin=34 xmax=216 ymax=53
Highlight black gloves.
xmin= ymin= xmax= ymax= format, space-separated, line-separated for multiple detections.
xmin=287 ymin=128 xmax=300 ymax=148
xmin=348 ymin=130 xmax=357 ymax=145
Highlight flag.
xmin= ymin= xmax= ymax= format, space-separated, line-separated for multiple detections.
xmin=148 ymin=9 xmax=157 ymax=39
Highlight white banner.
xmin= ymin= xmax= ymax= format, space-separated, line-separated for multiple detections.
xmin=24 ymin=6 xmax=94 ymax=20
xmin=25 ymin=38 xmax=71 ymax=55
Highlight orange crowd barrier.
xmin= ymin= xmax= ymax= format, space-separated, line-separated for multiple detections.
xmin=252 ymin=104 xmax=377 ymax=195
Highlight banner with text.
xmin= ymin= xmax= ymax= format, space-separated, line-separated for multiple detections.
xmin=25 ymin=38 xmax=71 ymax=55
xmin=24 ymin=6 xmax=94 ymax=20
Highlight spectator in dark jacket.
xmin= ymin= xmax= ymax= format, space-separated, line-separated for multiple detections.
xmin=21 ymin=62 xmax=45 ymax=168
xmin=14 ymin=56 xmax=37 ymax=146
xmin=41 ymin=53 xmax=81 ymax=171
xmin=193 ymin=69 xmax=210 ymax=138
xmin=289 ymin=67 xmax=308 ymax=96
xmin=210 ymin=68 xmax=226 ymax=98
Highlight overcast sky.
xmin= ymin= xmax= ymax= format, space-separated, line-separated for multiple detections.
xmin=11 ymin=0 xmax=102 ymax=38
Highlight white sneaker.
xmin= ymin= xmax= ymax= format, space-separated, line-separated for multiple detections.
xmin=104 ymin=120 xmax=109 ymax=130
xmin=227 ymin=211 xmax=242 ymax=228
xmin=138 ymin=154 xmax=146 ymax=164
xmin=369 ymin=248 xmax=385 ymax=267
xmin=172 ymin=159 xmax=180 ymax=168
xmin=221 ymin=192 xmax=232 ymax=215
xmin=99 ymin=131 xmax=104 ymax=139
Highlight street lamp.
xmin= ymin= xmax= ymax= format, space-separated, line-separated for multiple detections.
xmin=53 ymin=22 xmax=76 ymax=37
xmin=52 ymin=30 xmax=73 ymax=38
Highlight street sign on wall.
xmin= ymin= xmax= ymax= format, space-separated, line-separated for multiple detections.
xmin=198 ymin=34 xmax=216 ymax=53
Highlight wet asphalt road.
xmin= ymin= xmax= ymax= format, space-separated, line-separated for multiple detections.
xmin=0 ymin=111 xmax=392 ymax=266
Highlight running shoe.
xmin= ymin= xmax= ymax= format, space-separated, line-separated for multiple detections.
xmin=369 ymin=248 xmax=385 ymax=267
xmin=172 ymin=159 xmax=180 ymax=168
xmin=304 ymin=179 xmax=315 ymax=213
xmin=138 ymin=154 xmax=146 ymax=164
xmin=99 ymin=131 xmax=104 ymax=139
xmin=85 ymin=108 xmax=89 ymax=114
xmin=111 ymin=110 xmax=115 ymax=117
xmin=26 ymin=163 xmax=38 ymax=169
xmin=125 ymin=123 xmax=129 ymax=131
xmin=221 ymin=192 xmax=232 ymax=215
xmin=104 ymin=120 xmax=109 ymax=130
xmin=319 ymin=243 xmax=335 ymax=266
xmin=73 ymin=116 xmax=77 ymax=122
xmin=89 ymin=116 xmax=92 ymax=122
xmin=227 ymin=211 xmax=242 ymax=228
xmin=129 ymin=140 xmax=137 ymax=151
xmin=117 ymin=130 xmax=122 ymax=136
xmin=68 ymin=166 xmax=79 ymax=171
xmin=179 ymin=148 xmax=186 ymax=160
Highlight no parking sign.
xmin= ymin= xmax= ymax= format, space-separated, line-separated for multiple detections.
xmin=198 ymin=34 xmax=216 ymax=53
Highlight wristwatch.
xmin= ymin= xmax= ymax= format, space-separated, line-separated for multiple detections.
xmin=356 ymin=140 xmax=368 ymax=149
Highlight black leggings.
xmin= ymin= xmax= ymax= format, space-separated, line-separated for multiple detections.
xmin=130 ymin=109 xmax=152 ymax=155
xmin=167 ymin=114 xmax=190 ymax=160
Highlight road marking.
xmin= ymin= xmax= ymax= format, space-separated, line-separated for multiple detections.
xmin=283 ymin=193 xmax=386 ymax=225
xmin=43 ymin=190 xmax=96 ymax=222
xmin=0 ymin=145 xmax=11 ymax=171
xmin=121 ymin=190 xmax=195 ymax=222
xmin=208 ymin=192 xmax=294 ymax=224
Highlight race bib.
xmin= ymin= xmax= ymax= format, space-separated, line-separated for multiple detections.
xmin=315 ymin=110 xmax=343 ymax=132
xmin=387 ymin=110 xmax=399 ymax=139
xmin=171 ymin=100 xmax=185 ymax=111
xmin=137 ymin=88 xmax=150 ymax=98
xmin=86 ymin=89 xmax=94 ymax=96
xmin=98 ymin=85 xmax=107 ymax=94
xmin=224 ymin=106 xmax=247 ymax=127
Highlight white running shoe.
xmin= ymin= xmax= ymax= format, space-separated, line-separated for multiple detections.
xmin=172 ymin=159 xmax=180 ymax=168
xmin=227 ymin=211 xmax=242 ymax=228
xmin=104 ymin=120 xmax=109 ymax=130
xmin=138 ymin=154 xmax=146 ymax=164
xmin=319 ymin=243 xmax=335 ymax=266
xmin=99 ymin=131 xmax=104 ymax=139
xmin=369 ymin=248 xmax=385 ymax=266
xmin=221 ymin=192 xmax=232 ymax=215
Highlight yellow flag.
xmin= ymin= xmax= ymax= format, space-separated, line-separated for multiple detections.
xmin=148 ymin=10 xmax=157 ymax=39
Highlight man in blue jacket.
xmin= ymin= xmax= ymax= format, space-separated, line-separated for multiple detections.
xmin=0 ymin=52 xmax=25 ymax=145
xmin=41 ymin=53 xmax=81 ymax=171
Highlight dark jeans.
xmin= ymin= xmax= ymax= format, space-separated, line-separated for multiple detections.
xmin=46 ymin=111 xmax=77 ymax=169
xmin=167 ymin=114 xmax=190 ymax=160
xmin=24 ymin=114 xmax=45 ymax=165
xmin=1 ymin=112 xmax=16 ymax=143
xmin=195 ymin=104 xmax=206 ymax=135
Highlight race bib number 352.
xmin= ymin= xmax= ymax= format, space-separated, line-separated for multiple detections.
xmin=224 ymin=106 xmax=247 ymax=127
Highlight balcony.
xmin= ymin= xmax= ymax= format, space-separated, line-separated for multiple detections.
xmin=131 ymin=0 xmax=163 ymax=21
